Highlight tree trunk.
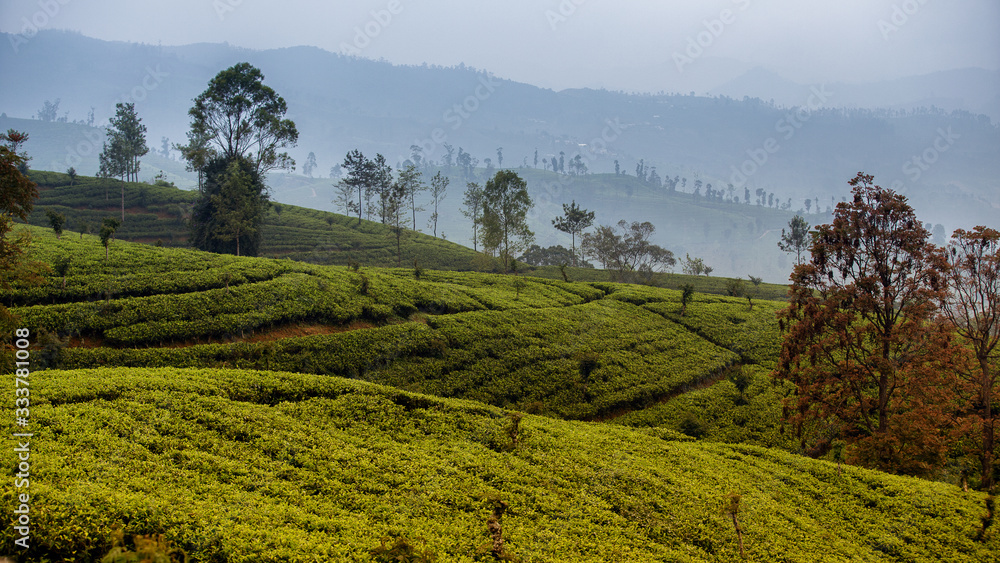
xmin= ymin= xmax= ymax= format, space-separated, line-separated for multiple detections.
xmin=121 ymin=178 xmax=126 ymax=222
xmin=983 ymin=356 xmax=995 ymax=492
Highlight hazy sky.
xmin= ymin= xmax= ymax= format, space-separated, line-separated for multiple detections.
xmin=3 ymin=0 xmax=998 ymax=91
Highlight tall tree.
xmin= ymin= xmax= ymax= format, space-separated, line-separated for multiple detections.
xmin=102 ymin=103 xmax=149 ymax=221
xmin=386 ymin=180 xmax=409 ymax=266
xmin=461 ymin=182 xmax=485 ymax=252
xmin=370 ymin=154 xmax=393 ymax=224
xmin=778 ymin=215 xmax=811 ymax=265
xmin=940 ymin=227 xmax=1000 ymax=491
xmin=303 ymin=151 xmax=317 ymax=177
xmin=98 ymin=139 xmax=126 ymax=214
xmin=776 ymin=173 xmax=957 ymax=475
xmin=187 ymin=62 xmax=298 ymax=177
xmin=0 ymin=130 xmax=39 ymax=289
xmin=496 ymin=147 xmax=503 ymax=169
xmin=106 ymin=102 xmax=148 ymax=183
xmin=482 ymin=170 xmax=534 ymax=273
xmin=397 ymin=163 xmax=425 ymax=231
xmin=552 ymin=200 xmax=594 ymax=267
xmin=335 ymin=150 xmax=372 ymax=225
xmin=428 ymin=171 xmax=449 ymax=238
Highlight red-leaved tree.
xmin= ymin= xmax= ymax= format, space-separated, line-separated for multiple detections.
xmin=940 ymin=227 xmax=1000 ymax=491
xmin=776 ymin=173 xmax=962 ymax=475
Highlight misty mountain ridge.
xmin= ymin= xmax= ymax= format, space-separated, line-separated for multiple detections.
xmin=2 ymin=30 xmax=998 ymax=281
xmin=710 ymin=66 xmax=1000 ymax=120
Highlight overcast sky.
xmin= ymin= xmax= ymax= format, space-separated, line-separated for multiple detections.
xmin=3 ymin=0 xmax=998 ymax=91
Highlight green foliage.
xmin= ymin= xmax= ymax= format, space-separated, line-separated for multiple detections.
xmin=188 ymin=62 xmax=298 ymax=175
xmin=191 ymin=155 xmax=269 ymax=256
xmin=45 ymin=208 xmax=65 ymax=238
xmin=101 ymin=529 xmax=187 ymax=563
xmin=482 ymin=170 xmax=533 ymax=272
xmin=0 ymin=366 xmax=995 ymax=561
xmin=680 ymin=283 xmax=696 ymax=315
xmin=369 ymin=536 xmax=437 ymax=563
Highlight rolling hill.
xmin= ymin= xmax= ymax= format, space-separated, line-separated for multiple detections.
xmin=1 ymin=226 xmax=997 ymax=561
xmin=17 ymin=163 xmax=830 ymax=282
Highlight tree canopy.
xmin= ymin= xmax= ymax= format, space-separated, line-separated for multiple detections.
xmin=582 ymin=220 xmax=675 ymax=283
xmin=188 ymin=62 xmax=298 ymax=177
xmin=939 ymin=226 xmax=1000 ymax=491
xmin=482 ymin=170 xmax=533 ymax=273
xmin=552 ymin=200 xmax=594 ymax=267
xmin=776 ymin=172 xmax=960 ymax=475
xmin=778 ymin=214 xmax=811 ymax=264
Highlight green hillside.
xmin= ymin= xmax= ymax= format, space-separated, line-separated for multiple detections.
xmin=10 ymin=226 xmax=785 ymax=431
xmin=21 ymin=169 xmax=792 ymax=296
xmin=2 ymin=366 xmax=996 ymax=561
xmin=22 ymin=170 xmax=482 ymax=271
xmin=4 ymin=227 xmax=995 ymax=560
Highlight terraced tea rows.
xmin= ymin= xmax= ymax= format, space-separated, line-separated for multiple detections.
xmin=1 ymin=366 xmax=993 ymax=561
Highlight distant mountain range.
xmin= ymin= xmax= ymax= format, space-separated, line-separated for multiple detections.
xmin=710 ymin=66 xmax=1000 ymax=121
xmin=2 ymin=30 xmax=998 ymax=276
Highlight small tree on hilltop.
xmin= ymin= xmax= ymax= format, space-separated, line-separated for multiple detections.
xmin=552 ymin=200 xmax=594 ymax=267
xmin=779 ymin=214 xmax=811 ymax=265
xmin=461 ymin=182 xmax=485 ymax=252
xmin=682 ymin=254 xmax=706 ymax=276
xmin=428 ymin=171 xmax=449 ymax=238
xmin=745 ymin=275 xmax=763 ymax=310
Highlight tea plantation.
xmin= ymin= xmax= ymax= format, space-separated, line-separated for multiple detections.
xmin=2 ymin=226 xmax=997 ymax=561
